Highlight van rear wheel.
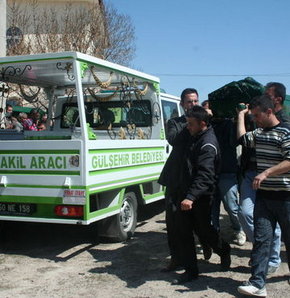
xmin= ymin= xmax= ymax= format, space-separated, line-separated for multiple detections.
xmin=99 ymin=192 xmax=137 ymax=242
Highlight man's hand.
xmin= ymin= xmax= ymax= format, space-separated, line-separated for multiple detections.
xmin=236 ymin=103 xmax=249 ymax=115
xmin=237 ymin=103 xmax=249 ymax=139
xmin=252 ymin=171 xmax=268 ymax=190
xmin=181 ymin=199 xmax=194 ymax=211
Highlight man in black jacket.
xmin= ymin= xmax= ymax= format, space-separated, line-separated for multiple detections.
xmin=265 ymin=82 xmax=290 ymax=124
xmin=172 ymin=106 xmax=231 ymax=284
xmin=158 ymin=88 xmax=200 ymax=271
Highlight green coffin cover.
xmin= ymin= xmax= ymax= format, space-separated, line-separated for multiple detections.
xmin=208 ymin=77 xmax=264 ymax=118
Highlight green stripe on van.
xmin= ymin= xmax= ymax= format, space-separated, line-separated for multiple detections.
xmin=89 ymin=162 xmax=163 ymax=176
xmin=88 ymin=177 xmax=159 ymax=194
xmin=0 ymin=56 xmax=74 ymax=65
xmin=89 ymin=147 xmax=164 ymax=154
xmin=0 ymin=150 xmax=79 ymax=154
xmin=0 ymin=195 xmax=63 ymax=204
xmin=0 ymin=170 xmax=80 ymax=175
xmin=88 ymin=172 xmax=159 ymax=192
xmin=25 ymin=136 xmax=72 ymax=140
xmin=87 ymin=205 xmax=119 ymax=219
xmin=77 ymin=58 xmax=159 ymax=84
xmin=4 ymin=184 xmax=85 ymax=189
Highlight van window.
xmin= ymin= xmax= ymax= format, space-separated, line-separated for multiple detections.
xmin=161 ymin=100 xmax=179 ymax=136
xmin=61 ymin=100 xmax=152 ymax=129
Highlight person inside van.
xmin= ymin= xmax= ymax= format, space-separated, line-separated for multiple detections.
xmin=22 ymin=109 xmax=40 ymax=131
xmin=37 ymin=122 xmax=46 ymax=131
xmin=4 ymin=104 xmax=14 ymax=129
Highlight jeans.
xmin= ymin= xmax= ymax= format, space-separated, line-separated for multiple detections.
xmin=212 ymin=173 xmax=242 ymax=232
xmin=250 ymin=194 xmax=290 ymax=289
xmin=238 ymin=170 xmax=281 ymax=268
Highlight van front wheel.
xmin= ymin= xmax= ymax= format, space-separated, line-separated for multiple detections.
xmin=99 ymin=192 xmax=137 ymax=242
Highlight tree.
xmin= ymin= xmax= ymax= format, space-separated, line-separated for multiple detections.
xmin=7 ymin=0 xmax=136 ymax=66
xmin=102 ymin=2 xmax=136 ymax=66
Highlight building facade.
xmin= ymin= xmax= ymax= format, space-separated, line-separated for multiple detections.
xmin=6 ymin=0 xmax=106 ymax=54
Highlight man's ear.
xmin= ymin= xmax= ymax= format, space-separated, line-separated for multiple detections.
xmin=275 ymin=96 xmax=282 ymax=105
xmin=200 ymin=120 xmax=207 ymax=129
xmin=266 ymin=108 xmax=273 ymax=116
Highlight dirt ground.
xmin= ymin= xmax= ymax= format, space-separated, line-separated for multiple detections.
xmin=0 ymin=201 xmax=289 ymax=298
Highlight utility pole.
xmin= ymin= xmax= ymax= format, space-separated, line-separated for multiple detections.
xmin=0 ymin=0 xmax=7 ymax=57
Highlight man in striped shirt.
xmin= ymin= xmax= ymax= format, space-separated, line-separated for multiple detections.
xmin=237 ymin=94 xmax=290 ymax=297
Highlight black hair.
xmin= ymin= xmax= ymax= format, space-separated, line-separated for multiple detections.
xmin=249 ymin=94 xmax=275 ymax=113
xmin=6 ymin=104 xmax=12 ymax=110
xmin=265 ymin=82 xmax=286 ymax=103
xmin=201 ymin=100 xmax=209 ymax=107
xmin=185 ymin=105 xmax=209 ymax=125
xmin=180 ymin=88 xmax=199 ymax=103
xmin=30 ymin=108 xmax=39 ymax=114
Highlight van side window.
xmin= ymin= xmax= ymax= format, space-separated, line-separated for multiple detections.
xmin=61 ymin=100 xmax=152 ymax=129
xmin=161 ymin=100 xmax=179 ymax=137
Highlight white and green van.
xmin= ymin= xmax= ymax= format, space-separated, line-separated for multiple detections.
xmin=0 ymin=51 xmax=181 ymax=241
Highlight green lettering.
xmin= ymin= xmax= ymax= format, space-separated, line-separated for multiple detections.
xmin=114 ymin=154 xmax=120 ymax=167
xmin=124 ymin=154 xmax=129 ymax=165
xmin=18 ymin=156 xmax=26 ymax=168
xmin=132 ymin=153 xmax=136 ymax=164
xmin=47 ymin=157 xmax=54 ymax=169
xmin=30 ymin=157 xmax=37 ymax=168
xmin=55 ymin=156 xmax=63 ymax=169
xmin=109 ymin=155 xmax=114 ymax=167
xmin=39 ymin=156 xmax=46 ymax=169
xmin=0 ymin=157 xmax=8 ymax=168
xmin=63 ymin=156 xmax=67 ymax=169
xmin=92 ymin=156 xmax=97 ymax=169
xmin=8 ymin=156 xmax=16 ymax=168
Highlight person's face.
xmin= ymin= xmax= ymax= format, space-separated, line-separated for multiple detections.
xmin=6 ymin=107 xmax=13 ymax=114
xmin=38 ymin=124 xmax=46 ymax=131
xmin=181 ymin=93 xmax=199 ymax=111
xmin=250 ymin=106 xmax=271 ymax=128
xmin=32 ymin=112 xmax=40 ymax=120
xmin=265 ymin=87 xmax=281 ymax=106
xmin=186 ymin=117 xmax=204 ymax=136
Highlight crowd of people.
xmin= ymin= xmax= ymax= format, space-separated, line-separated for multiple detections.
xmin=2 ymin=105 xmax=47 ymax=131
xmin=158 ymin=83 xmax=290 ymax=297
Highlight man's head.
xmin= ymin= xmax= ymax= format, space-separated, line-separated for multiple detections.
xmin=37 ymin=123 xmax=46 ymax=131
xmin=265 ymin=82 xmax=286 ymax=111
xmin=29 ymin=109 xmax=40 ymax=121
xmin=5 ymin=104 xmax=13 ymax=117
xmin=180 ymin=88 xmax=199 ymax=112
xmin=249 ymin=94 xmax=278 ymax=128
xmin=185 ymin=106 xmax=209 ymax=136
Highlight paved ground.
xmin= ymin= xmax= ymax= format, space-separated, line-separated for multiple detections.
xmin=0 ymin=201 xmax=289 ymax=297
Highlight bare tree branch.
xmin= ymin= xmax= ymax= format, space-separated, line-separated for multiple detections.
xmin=7 ymin=0 xmax=136 ymax=66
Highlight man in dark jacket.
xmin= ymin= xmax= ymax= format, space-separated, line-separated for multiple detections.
xmin=172 ymin=106 xmax=231 ymax=284
xmin=265 ymin=82 xmax=290 ymax=124
xmin=158 ymin=88 xmax=200 ymax=271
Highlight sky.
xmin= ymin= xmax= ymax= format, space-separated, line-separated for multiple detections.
xmin=107 ymin=0 xmax=290 ymax=101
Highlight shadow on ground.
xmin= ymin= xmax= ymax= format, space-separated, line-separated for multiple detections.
xmin=0 ymin=200 xmax=166 ymax=261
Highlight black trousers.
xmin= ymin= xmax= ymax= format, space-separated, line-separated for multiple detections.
xmin=165 ymin=189 xmax=181 ymax=262
xmin=176 ymin=195 xmax=230 ymax=273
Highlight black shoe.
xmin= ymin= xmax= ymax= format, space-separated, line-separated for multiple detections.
xmin=202 ymin=245 xmax=212 ymax=261
xmin=171 ymin=271 xmax=198 ymax=285
xmin=220 ymin=251 xmax=231 ymax=271
xmin=160 ymin=259 xmax=180 ymax=272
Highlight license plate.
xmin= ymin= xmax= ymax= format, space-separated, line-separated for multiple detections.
xmin=0 ymin=203 xmax=36 ymax=216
